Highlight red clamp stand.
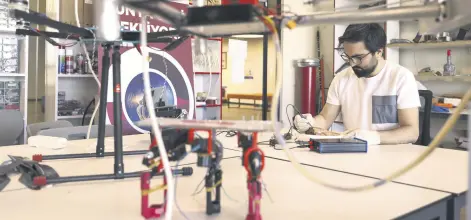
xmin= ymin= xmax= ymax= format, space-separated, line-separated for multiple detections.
xmin=241 ymin=132 xmax=265 ymax=220
xmin=141 ymin=161 xmax=167 ymax=219
xmin=141 ymin=138 xmax=167 ymax=219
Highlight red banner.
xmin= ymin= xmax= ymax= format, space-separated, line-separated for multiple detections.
xmin=99 ymin=2 xmax=194 ymax=135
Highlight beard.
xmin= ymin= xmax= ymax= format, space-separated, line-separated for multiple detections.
xmin=352 ymin=58 xmax=378 ymax=78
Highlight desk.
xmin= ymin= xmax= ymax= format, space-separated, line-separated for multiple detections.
xmin=0 ymin=157 xmax=451 ymax=220
xmin=251 ymin=132 xmax=468 ymax=220
xmin=0 ymin=134 xmax=241 ymax=191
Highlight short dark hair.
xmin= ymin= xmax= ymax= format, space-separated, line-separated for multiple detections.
xmin=338 ymin=23 xmax=386 ymax=53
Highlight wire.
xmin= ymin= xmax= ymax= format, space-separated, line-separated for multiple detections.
xmin=82 ymin=98 xmax=95 ymax=126
xmin=141 ymin=15 xmax=174 ymax=220
xmin=216 ymin=130 xmax=237 ymax=137
xmin=174 ymin=160 xmax=190 ymax=220
xmin=268 ymin=15 xmax=471 ymax=192
xmin=74 ymin=0 xmax=100 ymax=139
xmin=152 ymin=144 xmax=201 ymax=220
xmin=203 ymin=54 xmax=212 ymax=103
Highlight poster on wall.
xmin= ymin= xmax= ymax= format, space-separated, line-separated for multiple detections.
xmin=98 ymin=2 xmax=195 ymax=135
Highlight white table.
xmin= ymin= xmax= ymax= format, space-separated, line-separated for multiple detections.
xmin=0 ymin=134 xmax=241 ymax=191
xmin=0 ymin=157 xmax=451 ymax=220
xmin=243 ymin=132 xmax=468 ymax=220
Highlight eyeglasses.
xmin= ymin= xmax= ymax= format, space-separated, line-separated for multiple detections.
xmin=339 ymin=52 xmax=371 ymax=66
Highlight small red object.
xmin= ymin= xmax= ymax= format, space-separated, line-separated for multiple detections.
xmin=447 ymin=49 xmax=451 ymax=56
xmin=115 ymin=84 xmax=121 ymax=93
xmin=32 ymin=154 xmax=43 ymax=162
xmin=33 ymin=176 xmax=47 ymax=186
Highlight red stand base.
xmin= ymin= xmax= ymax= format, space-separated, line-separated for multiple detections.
xmin=246 ymin=213 xmax=262 ymax=220
xmin=142 ymin=204 xmax=165 ymax=219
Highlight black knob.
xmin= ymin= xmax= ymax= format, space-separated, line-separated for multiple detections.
xmin=181 ymin=167 xmax=193 ymax=176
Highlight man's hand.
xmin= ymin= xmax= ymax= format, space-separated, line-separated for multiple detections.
xmin=293 ymin=114 xmax=314 ymax=133
xmin=345 ymin=129 xmax=381 ymax=146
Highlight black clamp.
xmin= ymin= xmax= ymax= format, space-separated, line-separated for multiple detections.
xmin=205 ymin=167 xmax=222 ymax=215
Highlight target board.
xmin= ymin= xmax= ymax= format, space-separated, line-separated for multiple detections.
xmin=98 ymin=2 xmax=194 ymax=135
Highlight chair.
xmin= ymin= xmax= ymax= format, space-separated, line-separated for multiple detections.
xmin=415 ymin=90 xmax=433 ymax=146
xmin=0 ymin=110 xmax=24 ymax=146
xmin=26 ymin=120 xmax=73 ymax=137
xmin=37 ymin=125 xmax=114 ymax=140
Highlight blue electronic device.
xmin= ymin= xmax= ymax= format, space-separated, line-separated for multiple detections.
xmin=309 ymin=138 xmax=368 ymax=154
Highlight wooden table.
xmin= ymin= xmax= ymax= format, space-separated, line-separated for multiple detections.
xmin=242 ymin=132 xmax=468 ymax=220
xmin=0 ymin=157 xmax=451 ymax=220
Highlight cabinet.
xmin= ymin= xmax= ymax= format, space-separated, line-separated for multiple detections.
xmin=43 ymin=0 xmax=99 ymax=125
xmin=0 ymin=0 xmax=29 ymax=143
xmin=192 ymin=38 xmax=223 ymax=120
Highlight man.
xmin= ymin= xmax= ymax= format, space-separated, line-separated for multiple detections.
xmin=294 ymin=23 xmax=421 ymax=145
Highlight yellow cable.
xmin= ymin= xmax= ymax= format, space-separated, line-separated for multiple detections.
xmin=205 ymin=180 xmax=222 ymax=192
xmin=142 ymin=184 xmax=168 ymax=196
xmin=265 ymin=16 xmax=471 ymax=192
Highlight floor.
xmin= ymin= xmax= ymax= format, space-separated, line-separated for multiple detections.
xmin=221 ymin=104 xmax=271 ymax=121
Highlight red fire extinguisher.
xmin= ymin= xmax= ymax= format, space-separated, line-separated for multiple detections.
xmin=297 ymin=58 xmax=320 ymax=116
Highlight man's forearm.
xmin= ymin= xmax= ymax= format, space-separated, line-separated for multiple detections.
xmin=312 ymin=115 xmax=330 ymax=130
xmin=378 ymin=125 xmax=419 ymax=145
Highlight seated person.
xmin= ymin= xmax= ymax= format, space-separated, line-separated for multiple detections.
xmin=294 ymin=23 xmax=421 ymax=145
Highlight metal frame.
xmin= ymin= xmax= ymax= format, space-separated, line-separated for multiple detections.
xmin=11 ymin=1 xmax=471 ymax=217
xmin=11 ymin=9 xmax=191 ymax=186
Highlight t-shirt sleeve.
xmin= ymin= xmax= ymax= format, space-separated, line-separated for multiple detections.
xmin=397 ymin=69 xmax=422 ymax=109
xmin=326 ymin=74 xmax=341 ymax=106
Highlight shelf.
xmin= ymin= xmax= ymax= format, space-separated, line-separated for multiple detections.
xmin=195 ymin=72 xmax=221 ymax=75
xmin=416 ymin=75 xmax=471 ymax=83
xmin=0 ymin=73 xmax=25 ymax=77
xmin=57 ymin=115 xmax=92 ymax=119
xmin=58 ymin=74 xmax=96 ymax=78
xmin=387 ymin=40 xmax=471 ymax=49
xmin=196 ymin=104 xmax=222 ymax=108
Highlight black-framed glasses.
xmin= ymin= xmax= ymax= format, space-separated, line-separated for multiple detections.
xmin=339 ymin=52 xmax=372 ymax=66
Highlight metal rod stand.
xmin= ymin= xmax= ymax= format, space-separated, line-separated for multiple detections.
xmin=30 ymin=44 xmax=151 ymax=162
xmin=112 ymin=43 xmax=125 ymax=178
xmin=32 ymin=167 xmax=193 ymax=187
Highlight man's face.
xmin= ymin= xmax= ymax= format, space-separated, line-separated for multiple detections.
xmin=342 ymin=41 xmax=378 ymax=78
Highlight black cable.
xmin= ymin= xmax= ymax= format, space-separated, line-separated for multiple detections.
xmin=286 ymin=103 xmax=316 ymax=133
xmin=81 ymin=98 xmax=95 ymax=126
xmin=216 ymin=130 xmax=237 ymax=137
xmin=26 ymin=26 xmax=79 ymax=47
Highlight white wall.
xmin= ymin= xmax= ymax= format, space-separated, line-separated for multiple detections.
xmin=221 ymin=37 xmax=277 ymax=102
xmin=280 ymin=0 xmax=334 ymax=127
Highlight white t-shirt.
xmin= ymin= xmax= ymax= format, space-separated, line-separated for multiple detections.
xmin=327 ymin=61 xmax=421 ymax=131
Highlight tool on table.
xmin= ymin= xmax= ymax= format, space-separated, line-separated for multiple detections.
xmin=0 ymin=155 xmax=59 ymax=191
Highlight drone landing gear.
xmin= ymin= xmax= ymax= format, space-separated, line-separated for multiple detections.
xmin=239 ymin=132 xmax=265 ymax=220
xmin=205 ymin=168 xmax=222 ymax=215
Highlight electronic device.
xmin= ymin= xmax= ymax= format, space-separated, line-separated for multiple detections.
xmin=309 ymin=138 xmax=367 ymax=154
xmin=151 ymin=86 xmax=185 ymax=118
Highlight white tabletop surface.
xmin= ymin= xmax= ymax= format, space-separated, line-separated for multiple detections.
xmin=219 ymin=131 xmax=468 ymax=195
xmin=0 ymin=134 xmax=241 ymax=191
xmin=0 ymin=157 xmax=451 ymax=220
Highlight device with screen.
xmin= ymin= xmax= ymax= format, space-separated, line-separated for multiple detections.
xmin=309 ymin=138 xmax=368 ymax=154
